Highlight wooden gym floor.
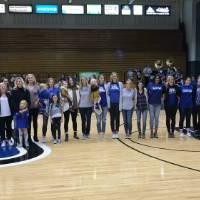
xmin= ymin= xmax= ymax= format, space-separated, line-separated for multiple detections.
xmin=0 ymin=111 xmax=200 ymax=200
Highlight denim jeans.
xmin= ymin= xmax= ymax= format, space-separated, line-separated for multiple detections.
xmin=96 ymin=107 xmax=108 ymax=133
xmin=136 ymin=109 xmax=147 ymax=135
xmin=149 ymin=104 xmax=161 ymax=129
xmin=122 ymin=109 xmax=133 ymax=135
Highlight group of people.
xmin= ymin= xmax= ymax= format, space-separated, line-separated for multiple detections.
xmin=0 ymin=67 xmax=200 ymax=148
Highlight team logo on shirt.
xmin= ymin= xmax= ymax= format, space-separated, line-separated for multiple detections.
xmin=110 ymin=85 xmax=119 ymax=90
xmin=169 ymin=88 xmax=176 ymax=94
xmin=152 ymin=86 xmax=162 ymax=90
xmin=182 ymin=89 xmax=192 ymax=93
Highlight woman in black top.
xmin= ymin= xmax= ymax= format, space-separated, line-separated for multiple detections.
xmin=11 ymin=77 xmax=31 ymax=143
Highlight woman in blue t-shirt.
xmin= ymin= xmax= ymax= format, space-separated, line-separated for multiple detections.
xmin=147 ymin=75 xmax=165 ymax=138
xmin=179 ymin=77 xmax=194 ymax=137
xmin=193 ymin=76 xmax=200 ymax=131
xmin=107 ymin=72 xmax=123 ymax=139
xmin=164 ymin=76 xmax=180 ymax=138
xmin=96 ymin=74 xmax=109 ymax=136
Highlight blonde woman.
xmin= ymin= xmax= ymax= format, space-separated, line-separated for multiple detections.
xmin=79 ymin=77 xmax=93 ymax=139
xmin=122 ymin=79 xmax=136 ymax=139
xmin=107 ymin=72 xmax=123 ymax=139
xmin=26 ymin=74 xmax=40 ymax=142
xmin=11 ymin=77 xmax=31 ymax=143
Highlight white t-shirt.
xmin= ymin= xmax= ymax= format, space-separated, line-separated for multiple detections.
xmin=0 ymin=96 xmax=11 ymax=117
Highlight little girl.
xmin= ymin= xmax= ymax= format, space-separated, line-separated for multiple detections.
xmin=15 ymin=100 xmax=29 ymax=147
xmin=49 ymin=95 xmax=63 ymax=144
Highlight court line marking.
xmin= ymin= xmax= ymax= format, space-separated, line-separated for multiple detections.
xmin=0 ymin=143 xmax=51 ymax=168
xmin=118 ymin=138 xmax=200 ymax=173
xmin=0 ymin=147 xmax=27 ymax=161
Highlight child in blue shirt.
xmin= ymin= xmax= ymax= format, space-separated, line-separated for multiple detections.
xmin=15 ymin=100 xmax=29 ymax=147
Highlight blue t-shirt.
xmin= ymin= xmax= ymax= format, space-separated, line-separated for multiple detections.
xmin=15 ymin=111 xmax=29 ymax=129
xmin=164 ymin=85 xmax=179 ymax=107
xmin=99 ymin=84 xmax=107 ymax=107
xmin=109 ymin=82 xmax=120 ymax=104
xmin=147 ymin=83 xmax=164 ymax=105
xmin=179 ymin=84 xmax=193 ymax=108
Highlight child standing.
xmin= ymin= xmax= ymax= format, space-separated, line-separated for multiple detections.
xmin=49 ymin=95 xmax=63 ymax=144
xmin=15 ymin=100 xmax=29 ymax=147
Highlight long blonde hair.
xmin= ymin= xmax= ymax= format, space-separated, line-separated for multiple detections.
xmin=80 ymin=77 xmax=89 ymax=89
xmin=14 ymin=77 xmax=25 ymax=88
xmin=25 ymin=74 xmax=37 ymax=85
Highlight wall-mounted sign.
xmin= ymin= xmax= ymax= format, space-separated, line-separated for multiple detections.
xmin=145 ymin=5 xmax=171 ymax=16
xmin=9 ymin=5 xmax=32 ymax=13
xmin=87 ymin=4 xmax=101 ymax=15
xmin=0 ymin=4 xmax=6 ymax=13
xmin=104 ymin=5 xmax=119 ymax=15
xmin=121 ymin=5 xmax=131 ymax=15
xmin=62 ymin=5 xmax=84 ymax=14
xmin=133 ymin=5 xmax=143 ymax=15
xmin=35 ymin=5 xmax=58 ymax=14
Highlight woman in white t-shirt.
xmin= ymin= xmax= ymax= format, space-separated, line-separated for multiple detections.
xmin=0 ymin=83 xmax=13 ymax=147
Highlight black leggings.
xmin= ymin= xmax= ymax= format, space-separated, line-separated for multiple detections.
xmin=51 ymin=117 xmax=61 ymax=140
xmin=0 ymin=116 xmax=12 ymax=141
xmin=64 ymin=109 xmax=78 ymax=133
xmin=165 ymin=106 xmax=177 ymax=133
xmin=110 ymin=103 xmax=120 ymax=132
xmin=79 ymin=107 xmax=93 ymax=136
xmin=179 ymin=108 xmax=192 ymax=129
xmin=28 ymin=108 xmax=39 ymax=137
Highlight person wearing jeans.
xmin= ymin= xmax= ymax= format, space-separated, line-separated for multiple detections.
xmin=164 ymin=76 xmax=180 ymax=138
xmin=179 ymin=77 xmax=194 ymax=137
xmin=122 ymin=79 xmax=135 ymax=138
xmin=107 ymin=72 xmax=123 ymax=139
xmin=194 ymin=76 xmax=200 ymax=131
xmin=79 ymin=77 xmax=93 ymax=139
xmin=135 ymin=81 xmax=148 ymax=139
xmin=26 ymin=74 xmax=40 ymax=142
xmin=96 ymin=74 xmax=109 ymax=135
xmin=147 ymin=75 xmax=165 ymax=138
xmin=0 ymin=83 xmax=13 ymax=147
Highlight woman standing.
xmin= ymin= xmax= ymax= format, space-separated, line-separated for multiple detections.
xmin=107 ymin=72 xmax=123 ymax=139
xmin=26 ymin=74 xmax=40 ymax=142
xmin=63 ymin=77 xmax=80 ymax=141
xmin=122 ymin=79 xmax=135 ymax=139
xmin=11 ymin=77 xmax=31 ymax=143
xmin=41 ymin=78 xmax=60 ymax=142
xmin=194 ymin=76 xmax=200 ymax=131
xmin=164 ymin=76 xmax=180 ymax=138
xmin=135 ymin=81 xmax=148 ymax=139
xmin=147 ymin=75 xmax=165 ymax=138
xmin=79 ymin=77 xmax=93 ymax=139
xmin=179 ymin=77 xmax=194 ymax=137
xmin=0 ymin=83 xmax=13 ymax=147
xmin=96 ymin=74 xmax=109 ymax=135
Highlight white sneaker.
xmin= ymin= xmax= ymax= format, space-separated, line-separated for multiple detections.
xmin=112 ymin=133 xmax=116 ymax=139
xmin=25 ymin=141 xmax=29 ymax=147
xmin=125 ymin=134 xmax=131 ymax=139
xmin=57 ymin=139 xmax=61 ymax=144
xmin=81 ymin=135 xmax=87 ymax=140
xmin=1 ymin=140 xmax=6 ymax=148
xmin=8 ymin=138 xmax=14 ymax=146
xmin=115 ymin=133 xmax=119 ymax=139
xmin=41 ymin=136 xmax=46 ymax=143
xmin=187 ymin=131 xmax=192 ymax=137
xmin=179 ymin=129 xmax=185 ymax=137
xmin=53 ymin=140 xmax=57 ymax=144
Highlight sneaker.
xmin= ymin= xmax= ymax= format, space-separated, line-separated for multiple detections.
xmin=25 ymin=141 xmax=29 ymax=147
xmin=1 ymin=140 xmax=6 ymax=148
xmin=179 ymin=129 xmax=185 ymax=137
xmin=53 ymin=140 xmax=57 ymax=144
xmin=112 ymin=133 xmax=116 ymax=139
xmin=142 ymin=134 xmax=145 ymax=139
xmin=115 ymin=133 xmax=119 ymax=139
xmin=138 ymin=134 xmax=142 ymax=139
xmin=125 ymin=134 xmax=131 ymax=139
xmin=8 ymin=138 xmax=14 ymax=146
xmin=81 ymin=135 xmax=87 ymax=140
xmin=41 ymin=136 xmax=47 ymax=143
xmin=57 ymin=139 xmax=61 ymax=144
